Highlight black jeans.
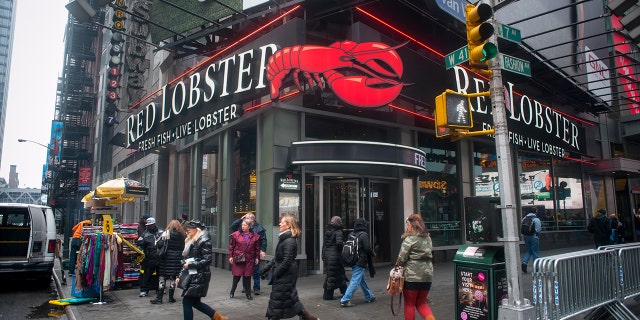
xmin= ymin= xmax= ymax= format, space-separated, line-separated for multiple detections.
xmin=140 ymin=263 xmax=159 ymax=292
xmin=69 ymin=237 xmax=82 ymax=275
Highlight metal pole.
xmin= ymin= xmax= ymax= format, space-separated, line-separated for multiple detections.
xmin=486 ymin=0 xmax=535 ymax=318
xmin=63 ymin=196 xmax=72 ymax=260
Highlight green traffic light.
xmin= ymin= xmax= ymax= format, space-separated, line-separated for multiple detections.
xmin=481 ymin=42 xmax=498 ymax=61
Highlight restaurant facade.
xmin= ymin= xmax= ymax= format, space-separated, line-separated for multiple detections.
xmin=91 ymin=0 xmax=640 ymax=271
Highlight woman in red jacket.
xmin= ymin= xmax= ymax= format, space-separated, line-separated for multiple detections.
xmin=228 ymin=219 xmax=260 ymax=300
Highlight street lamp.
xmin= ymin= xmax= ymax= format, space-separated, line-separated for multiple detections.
xmin=18 ymin=138 xmax=53 ymax=150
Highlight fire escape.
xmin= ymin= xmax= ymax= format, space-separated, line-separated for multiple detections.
xmin=51 ymin=7 xmax=102 ymax=238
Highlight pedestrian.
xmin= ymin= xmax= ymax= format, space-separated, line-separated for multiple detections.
xmin=322 ymin=215 xmax=348 ymax=300
xmin=260 ymin=213 xmax=319 ymax=320
xmin=228 ymin=219 xmax=260 ymax=300
xmin=339 ymin=218 xmax=376 ymax=307
xmin=137 ymin=217 xmax=163 ymax=297
xmin=69 ymin=218 xmax=92 ymax=276
xmin=137 ymin=214 xmax=150 ymax=236
xmin=587 ymin=209 xmax=612 ymax=248
xmin=230 ymin=212 xmax=267 ymax=295
xmin=609 ymin=213 xmax=624 ymax=244
xmin=178 ymin=220 xmax=228 ymax=320
xmin=395 ymin=214 xmax=435 ymax=320
xmin=178 ymin=212 xmax=189 ymax=226
xmin=150 ymin=219 xmax=186 ymax=304
xmin=520 ymin=210 xmax=542 ymax=274
xmin=634 ymin=209 xmax=640 ymax=240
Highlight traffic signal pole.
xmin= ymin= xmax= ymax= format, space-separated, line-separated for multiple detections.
xmin=484 ymin=0 xmax=535 ymax=318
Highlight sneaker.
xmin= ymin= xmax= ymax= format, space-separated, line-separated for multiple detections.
xmin=254 ymin=290 xmax=261 ymax=295
xmin=340 ymin=301 xmax=354 ymax=307
xmin=139 ymin=291 xmax=148 ymax=297
xmin=521 ymin=263 xmax=528 ymax=274
xmin=366 ymin=297 xmax=376 ymax=303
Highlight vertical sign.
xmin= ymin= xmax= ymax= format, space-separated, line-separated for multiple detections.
xmin=274 ymin=172 xmax=301 ymax=223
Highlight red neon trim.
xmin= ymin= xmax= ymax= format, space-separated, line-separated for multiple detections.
xmin=563 ymin=156 xmax=596 ymax=165
xmin=355 ymin=7 xmax=595 ymax=127
xmin=126 ymin=149 xmax=139 ymax=157
xmin=128 ymin=5 xmax=302 ymax=111
xmin=245 ymin=90 xmax=302 ymax=113
xmin=389 ymin=103 xmax=434 ymax=121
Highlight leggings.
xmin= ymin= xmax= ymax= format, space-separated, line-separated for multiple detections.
xmin=403 ymin=289 xmax=433 ymax=320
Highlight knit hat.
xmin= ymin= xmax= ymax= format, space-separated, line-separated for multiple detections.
xmin=597 ymin=209 xmax=607 ymax=215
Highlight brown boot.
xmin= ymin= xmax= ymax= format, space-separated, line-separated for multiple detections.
xmin=299 ymin=309 xmax=319 ymax=320
xmin=212 ymin=312 xmax=228 ymax=320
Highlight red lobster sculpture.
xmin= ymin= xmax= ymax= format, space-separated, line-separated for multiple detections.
xmin=266 ymin=41 xmax=404 ymax=108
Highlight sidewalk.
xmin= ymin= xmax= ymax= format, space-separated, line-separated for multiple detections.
xmin=53 ymin=245 xmax=639 ymax=320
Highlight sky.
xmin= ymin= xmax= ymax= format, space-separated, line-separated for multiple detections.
xmin=0 ymin=0 xmax=68 ymax=188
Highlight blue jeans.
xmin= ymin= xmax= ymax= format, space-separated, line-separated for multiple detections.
xmin=522 ymin=235 xmax=539 ymax=265
xmin=182 ymin=296 xmax=215 ymax=320
xmin=253 ymin=262 xmax=261 ymax=291
xmin=340 ymin=266 xmax=375 ymax=303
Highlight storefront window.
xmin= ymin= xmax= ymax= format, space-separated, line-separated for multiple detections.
xmin=200 ymin=141 xmax=219 ymax=247
xmin=176 ymin=150 xmax=191 ymax=221
xmin=585 ymin=174 xmax=607 ymax=218
xmin=418 ymin=135 xmax=460 ymax=246
xmin=232 ymin=129 xmax=257 ymax=217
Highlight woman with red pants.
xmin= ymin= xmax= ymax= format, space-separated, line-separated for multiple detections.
xmin=395 ymin=214 xmax=435 ymax=320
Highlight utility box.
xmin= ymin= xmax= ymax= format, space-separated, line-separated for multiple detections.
xmin=454 ymin=245 xmax=507 ymax=320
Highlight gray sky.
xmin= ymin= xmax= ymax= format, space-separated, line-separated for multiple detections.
xmin=1 ymin=0 xmax=67 ymax=188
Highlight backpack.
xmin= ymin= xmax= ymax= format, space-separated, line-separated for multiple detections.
xmin=341 ymin=232 xmax=361 ymax=267
xmin=521 ymin=216 xmax=535 ymax=236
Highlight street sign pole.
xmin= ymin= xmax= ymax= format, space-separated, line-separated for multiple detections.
xmin=484 ymin=0 xmax=535 ymax=319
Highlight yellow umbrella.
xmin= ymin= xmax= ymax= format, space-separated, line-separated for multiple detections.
xmin=95 ymin=177 xmax=149 ymax=200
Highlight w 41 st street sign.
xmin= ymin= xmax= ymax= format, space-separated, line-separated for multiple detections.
xmin=445 ymin=45 xmax=469 ymax=70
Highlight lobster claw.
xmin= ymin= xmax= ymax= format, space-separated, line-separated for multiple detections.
xmin=330 ymin=41 xmax=404 ymax=80
xmin=324 ymin=71 xmax=403 ymax=108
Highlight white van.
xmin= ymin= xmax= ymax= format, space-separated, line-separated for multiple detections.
xmin=0 ymin=203 xmax=56 ymax=283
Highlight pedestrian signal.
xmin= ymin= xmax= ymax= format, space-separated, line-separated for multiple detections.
xmin=435 ymin=90 xmax=474 ymax=129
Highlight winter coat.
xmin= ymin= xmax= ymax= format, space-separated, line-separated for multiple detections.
xmin=264 ymin=230 xmax=304 ymax=319
xmin=396 ymin=230 xmax=434 ymax=284
xmin=588 ymin=213 xmax=612 ymax=246
xmin=322 ymin=224 xmax=347 ymax=291
xmin=157 ymin=229 xmax=185 ymax=277
xmin=230 ymin=218 xmax=268 ymax=252
xmin=181 ymin=232 xmax=213 ymax=298
xmin=228 ymin=230 xmax=260 ymax=276
xmin=137 ymin=225 xmax=163 ymax=267
xmin=352 ymin=219 xmax=375 ymax=269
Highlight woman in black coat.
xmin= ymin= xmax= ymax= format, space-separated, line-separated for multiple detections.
xmin=322 ymin=216 xmax=348 ymax=300
xmin=178 ymin=220 xmax=228 ymax=320
xmin=150 ymin=219 xmax=185 ymax=304
xmin=261 ymin=214 xmax=319 ymax=320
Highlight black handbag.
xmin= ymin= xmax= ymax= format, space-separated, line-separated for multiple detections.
xmin=234 ymin=252 xmax=246 ymax=263
xmin=177 ymin=268 xmax=193 ymax=289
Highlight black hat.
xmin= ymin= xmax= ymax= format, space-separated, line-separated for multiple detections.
xmin=598 ymin=209 xmax=607 ymax=215
xmin=185 ymin=219 xmax=205 ymax=229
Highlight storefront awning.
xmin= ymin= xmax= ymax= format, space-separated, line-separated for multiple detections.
xmin=585 ymin=158 xmax=640 ymax=178
xmin=289 ymin=140 xmax=427 ymax=174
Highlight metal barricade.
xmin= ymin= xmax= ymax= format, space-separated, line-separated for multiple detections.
xmin=533 ymin=249 xmax=620 ymax=320
xmin=599 ymin=243 xmax=640 ymax=300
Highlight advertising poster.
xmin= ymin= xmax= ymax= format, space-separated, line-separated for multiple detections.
xmin=456 ymin=266 xmax=508 ymax=320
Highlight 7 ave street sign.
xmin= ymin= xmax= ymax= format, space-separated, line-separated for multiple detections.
xmin=495 ymin=22 xmax=522 ymax=43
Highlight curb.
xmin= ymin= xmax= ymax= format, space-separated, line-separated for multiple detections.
xmin=52 ymin=266 xmax=76 ymax=320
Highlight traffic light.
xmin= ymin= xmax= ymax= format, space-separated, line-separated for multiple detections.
xmin=465 ymin=3 xmax=498 ymax=69
xmin=435 ymin=90 xmax=474 ymax=129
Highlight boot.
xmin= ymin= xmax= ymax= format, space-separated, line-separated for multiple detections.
xmin=299 ymin=309 xmax=319 ymax=320
xmin=212 ymin=312 xmax=228 ymax=320
xmin=168 ymin=288 xmax=176 ymax=303
xmin=230 ymin=277 xmax=239 ymax=298
xmin=244 ymin=277 xmax=253 ymax=300
xmin=150 ymin=288 xmax=163 ymax=304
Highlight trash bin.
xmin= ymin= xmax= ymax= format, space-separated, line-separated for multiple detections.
xmin=453 ymin=245 xmax=507 ymax=320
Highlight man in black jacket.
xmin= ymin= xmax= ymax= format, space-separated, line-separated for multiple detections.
xmin=137 ymin=217 xmax=163 ymax=297
xmin=588 ymin=209 xmax=612 ymax=248
xmin=340 ymin=218 xmax=376 ymax=307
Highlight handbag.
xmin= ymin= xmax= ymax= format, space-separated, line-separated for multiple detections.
xmin=233 ymin=252 xmax=246 ymax=263
xmin=386 ymin=265 xmax=404 ymax=316
xmin=177 ymin=268 xmax=193 ymax=290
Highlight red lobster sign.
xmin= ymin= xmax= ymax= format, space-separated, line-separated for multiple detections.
xmin=267 ymin=41 xmax=404 ymax=108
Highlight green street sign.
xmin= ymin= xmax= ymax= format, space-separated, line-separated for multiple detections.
xmin=495 ymin=23 xmax=521 ymax=44
xmin=445 ymin=45 xmax=469 ymax=70
xmin=501 ymin=53 xmax=531 ymax=77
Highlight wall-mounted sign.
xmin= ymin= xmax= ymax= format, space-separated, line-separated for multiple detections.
xmin=275 ymin=173 xmax=301 ymax=223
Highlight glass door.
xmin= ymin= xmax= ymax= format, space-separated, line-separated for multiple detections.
xmin=326 ymin=179 xmax=360 ymax=234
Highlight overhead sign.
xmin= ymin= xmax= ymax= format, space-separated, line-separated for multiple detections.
xmin=435 ymin=0 xmax=466 ymax=23
xmin=500 ymin=54 xmax=531 ymax=77
xmin=445 ymin=45 xmax=469 ymax=69
xmin=495 ymin=22 xmax=522 ymax=43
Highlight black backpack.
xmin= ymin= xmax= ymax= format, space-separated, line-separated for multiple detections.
xmin=521 ymin=216 xmax=535 ymax=236
xmin=341 ymin=232 xmax=361 ymax=267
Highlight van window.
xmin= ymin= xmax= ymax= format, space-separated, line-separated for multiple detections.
xmin=0 ymin=208 xmax=31 ymax=257
xmin=3 ymin=211 xmax=31 ymax=227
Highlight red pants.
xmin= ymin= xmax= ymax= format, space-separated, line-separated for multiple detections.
xmin=403 ymin=289 xmax=434 ymax=320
